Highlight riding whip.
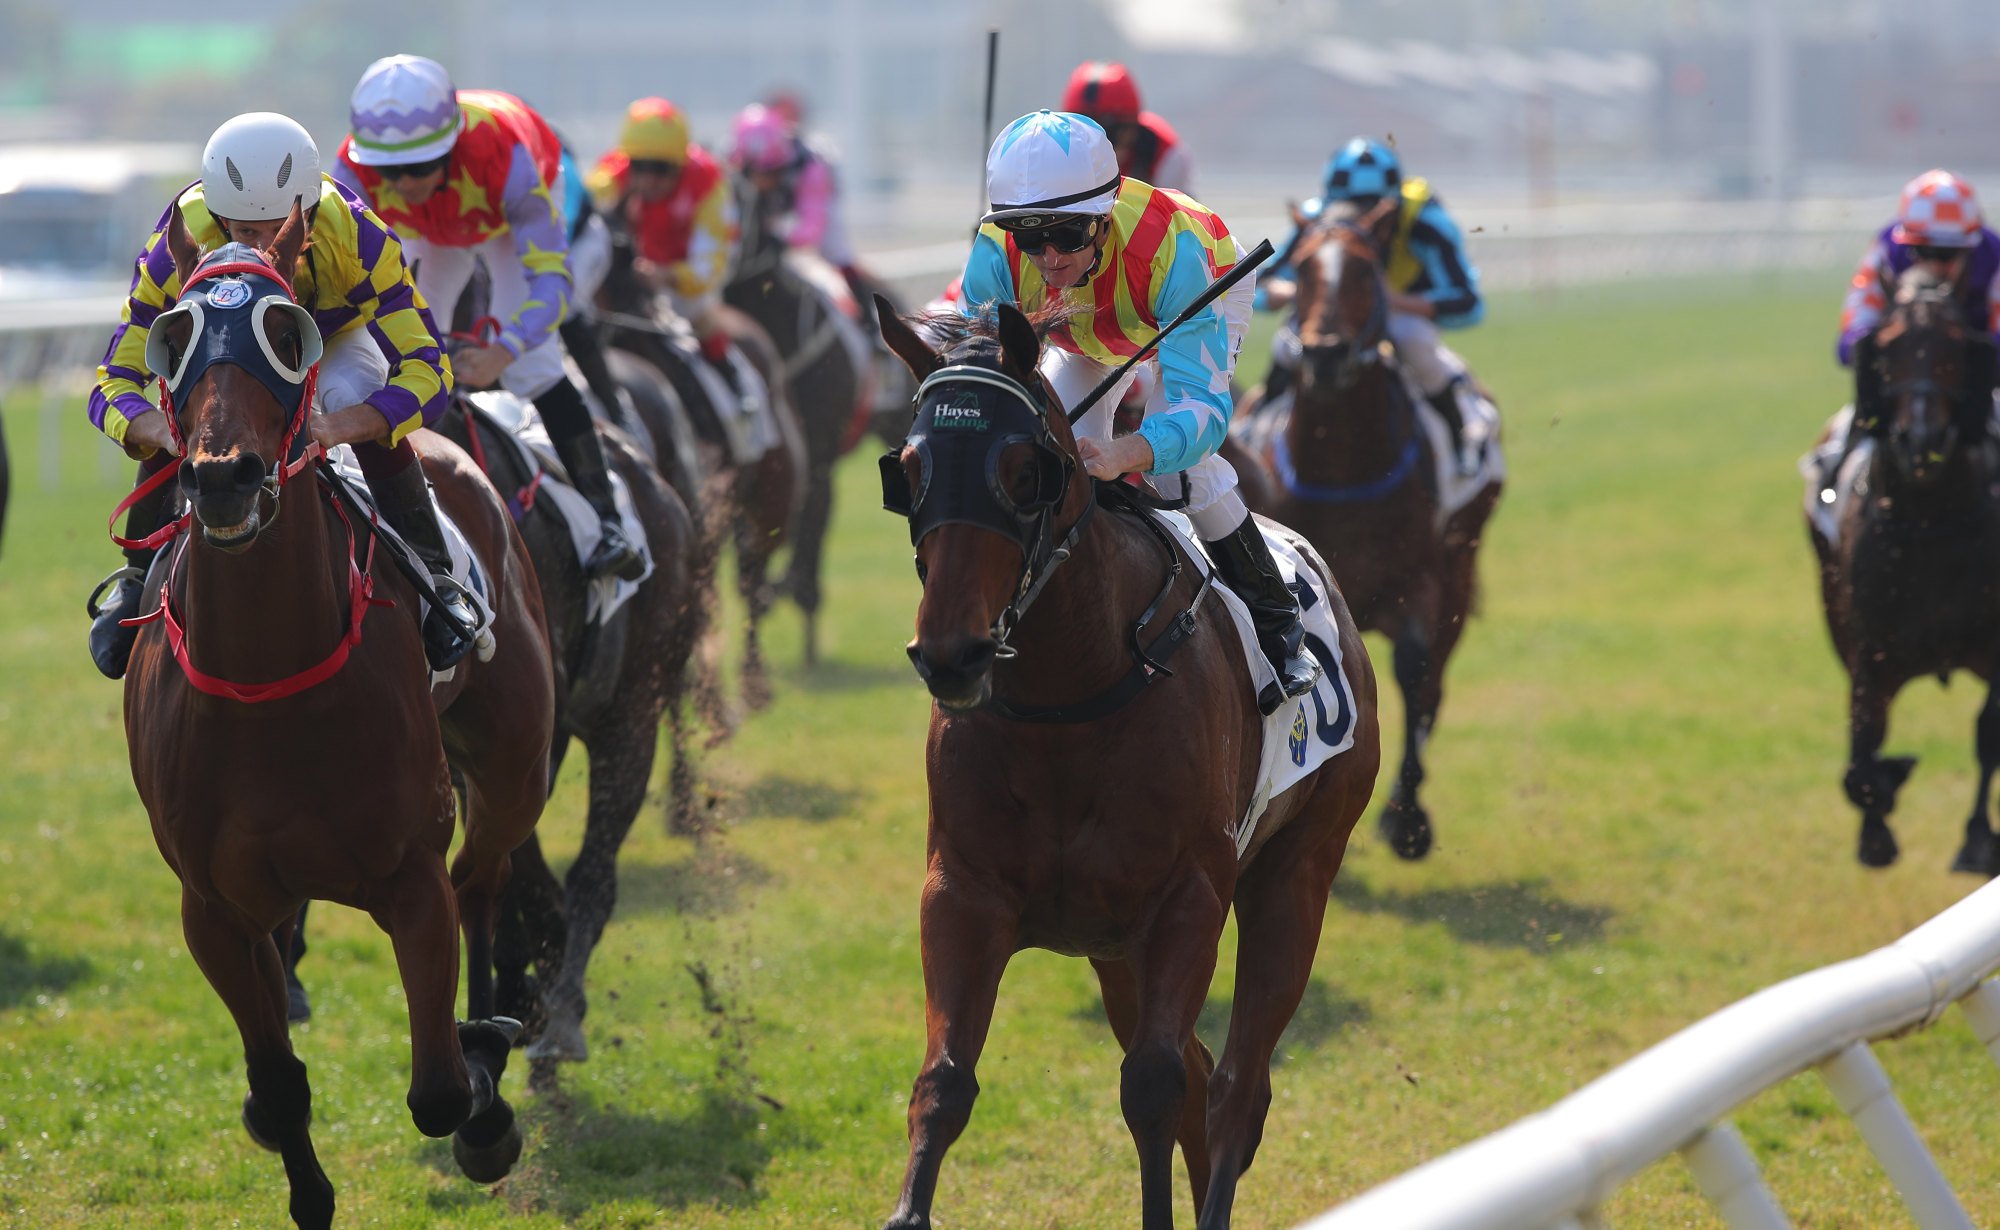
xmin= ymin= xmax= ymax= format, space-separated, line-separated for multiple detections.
xmin=1065 ymin=238 xmax=1276 ymax=425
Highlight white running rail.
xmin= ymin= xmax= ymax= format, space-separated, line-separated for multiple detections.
xmin=1295 ymin=878 xmax=2000 ymax=1230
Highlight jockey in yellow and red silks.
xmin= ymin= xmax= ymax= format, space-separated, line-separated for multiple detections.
xmin=959 ymin=110 xmax=1320 ymax=714
xmin=84 ymin=112 xmax=481 ymax=680
xmin=336 ymin=54 xmax=641 ymax=583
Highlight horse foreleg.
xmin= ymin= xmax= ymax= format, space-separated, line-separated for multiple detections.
xmin=1379 ymin=609 xmax=1436 ymax=860
xmin=732 ymin=495 xmax=776 ymax=712
xmin=182 ymin=888 xmax=333 ymax=1229
xmin=883 ymin=876 xmax=1018 ymax=1230
xmin=532 ymin=730 xmax=658 ymax=1064
xmin=373 ymin=854 xmax=472 ymax=1139
xmin=786 ymin=452 xmax=834 ymax=669
xmin=1092 ymin=957 xmax=1216 ymax=1218
xmin=1199 ymin=823 xmax=1348 ymax=1230
xmin=1953 ymin=681 xmax=2000 ymax=875
xmin=1121 ymin=875 xmax=1228 ymax=1230
xmin=1844 ymin=667 xmax=1912 ymax=868
xmin=495 ymin=830 xmax=566 ymax=1034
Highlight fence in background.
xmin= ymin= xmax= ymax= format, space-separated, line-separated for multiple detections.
xmin=1294 ymin=877 xmax=2000 ymax=1230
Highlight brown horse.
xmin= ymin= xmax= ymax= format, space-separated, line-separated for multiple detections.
xmin=1247 ymin=210 xmax=1500 ymax=860
xmin=599 ymin=224 xmax=805 ymax=712
xmin=122 ymin=209 xmax=554 ymax=1228
xmin=433 ymin=388 xmax=702 ymax=1064
xmin=727 ymin=201 xmax=871 ymax=667
xmin=874 ymin=300 xmax=1380 ymax=1230
xmin=1809 ymin=262 xmax=2000 ymax=870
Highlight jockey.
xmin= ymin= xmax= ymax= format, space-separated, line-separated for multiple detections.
xmin=1061 ymin=61 xmax=1194 ymax=194
xmin=960 ymin=110 xmax=1319 ymax=713
xmin=587 ymin=97 xmax=751 ymax=403
xmin=1819 ymin=168 xmax=2000 ymax=497
xmin=86 ymin=112 xmax=478 ymax=679
xmin=1260 ymin=137 xmax=1486 ymax=475
xmin=730 ymin=102 xmax=860 ymax=285
xmin=334 ymin=54 xmax=642 ymax=582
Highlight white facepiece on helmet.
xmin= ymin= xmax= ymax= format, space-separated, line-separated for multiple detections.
xmin=202 ymin=113 xmax=320 ymax=223
xmin=981 ymin=111 xmax=1121 ymax=226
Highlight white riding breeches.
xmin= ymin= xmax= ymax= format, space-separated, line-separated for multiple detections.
xmin=568 ymin=213 xmax=612 ymax=314
xmin=403 ymin=233 xmax=568 ymax=401
xmin=1386 ymin=310 xmax=1467 ymax=396
xmin=1043 ymin=347 xmax=1247 ymax=540
xmin=314 ymin=327 xmax=392 ymax=414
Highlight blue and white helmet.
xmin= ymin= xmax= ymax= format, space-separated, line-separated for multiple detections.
xmin=1322 ymin=138 xmax=1401 ymax=203
xmin=981 ymin=110 xmax=1122 ymax=225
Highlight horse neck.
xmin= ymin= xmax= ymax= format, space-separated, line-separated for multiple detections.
xmin=179 ymin=476 xmax=349 ymax=680
xmin=1870 ymin=438 xmax=1993 ymax=524
xmin=989 ymin=495 xmax=1173 ymax=706
xmin=1288 ymin=356 xmax=1414 ymax=484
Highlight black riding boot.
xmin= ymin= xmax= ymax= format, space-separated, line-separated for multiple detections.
xmin=87 ymin=461 xmax=173 ymax=679
xmin=559 ymin=314 xmax=638 ymax=437
xmin=1204 ymin=514 xmax=1323 ymax=716
xmin=537 ymin=379 xmax=644 ymax=581
xmin=1426 ymin=378 xmax=1481 ymax=477
xmin=364 ymin=454 xmax=479 ymax=672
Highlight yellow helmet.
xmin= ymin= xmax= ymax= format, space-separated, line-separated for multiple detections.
xmin=620 ymin=97 xmax=689 ymax=162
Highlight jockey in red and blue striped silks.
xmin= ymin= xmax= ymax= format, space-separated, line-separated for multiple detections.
xmin=91 ymin=175 xmax=449 ymax=450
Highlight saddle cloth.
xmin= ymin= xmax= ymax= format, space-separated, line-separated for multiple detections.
xmin=1236 ymin=365 xmax=1505 ymax=528
xmin=645 ymin=316 xmax=783 ymax=466
xmin=1150 ymin=508 xmax=1362 ymax=857
xmin=1798 ymin=404 xmax=1871 ymax=545
xmin=322 ymin=445 xmax=498 ymax=684
xmin=462 ymin=390 xmax=655 ymax=624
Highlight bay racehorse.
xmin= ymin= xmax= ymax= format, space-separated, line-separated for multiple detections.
xmin=433 ymin=386 xmax=701 ymax=1064
xmin=600 ymin=225 xmax=805 ymax=713
xmin=875 ymin=300 xmax=1380 ymax=1230
xmin=726 ymin=199 xmax=872 ymax=667
xmin=1808 ymin=261 xmax=2000 ymax=870
xmin=122 ymin=207 xmax=554 ymax=1228
xmin=1247 ymin=208 xmax=1500 ymax=860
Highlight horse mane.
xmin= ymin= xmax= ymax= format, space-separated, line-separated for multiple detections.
xmin=907 ymin=301 xmax=1088 ymax=362
xmin=1884 ymin=262 xmax=1966 ymax=341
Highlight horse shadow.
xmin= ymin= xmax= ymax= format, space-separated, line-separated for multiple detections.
xmin=790 ymin=659 xmax=924 ymax=696
xmin=611 ymin=846 xmax=776 ymax=920
xmin=722 ymin=773 xmax=865 ymax=826
xmin=0 ymin=930 xmax=92 ymax=1008
xmin=417 ymin=1081 xmax=786 ymax=1218
xmin=1069 ymin=975 xmax=1371 ymax=1065
xmin=1331 ymin=872 xmax=1614 ymax=950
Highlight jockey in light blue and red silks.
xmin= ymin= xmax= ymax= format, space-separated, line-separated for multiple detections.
xmin=336 ymin=54 xmax=642 ymax=583
xmin=85 ymin=111 xmax=481 ymax=681
xmin=957 ymin=110 xmax=1319 ymax=714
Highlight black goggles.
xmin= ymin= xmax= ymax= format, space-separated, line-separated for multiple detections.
xmin=1000 ymin=215 xmax=1100 ymax=255
xmin=379 ymin=154 xmax=449 ymax=182
xmin=628 ymin=158 xmax=682 ymax=177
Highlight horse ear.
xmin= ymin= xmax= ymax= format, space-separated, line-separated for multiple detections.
xmin=1295 ymin=235 xmax=1327 ymax=343
xmin=266 ymin=199 xmax=307 ymax=276
xmin=165 ymin=202 xmax=199 ymax=293
xmin=995 ymin=302 xmax=1041 ymax=378
xmin=876 ymin=295 xmax=942 ymax=380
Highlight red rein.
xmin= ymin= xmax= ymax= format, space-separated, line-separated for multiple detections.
xmin=109 ymin=260 xmax=399 ymax=703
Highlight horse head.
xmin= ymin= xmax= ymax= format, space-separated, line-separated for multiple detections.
xmin=151 ymin=202 xmax=321 ymax=548
xmin=1859 ymin=261 xmax=1995 ymax=491
xmin=1294 ymin=196 xmax=1396 ymax=395
xmin=876 ymin=296 xmax=1088 ymax=709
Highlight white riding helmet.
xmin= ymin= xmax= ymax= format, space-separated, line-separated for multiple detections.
xmin=981 ymin=110 xmax=1121 ymax=225
xmin=202 ymin=113 xmax=320 ymax=222
xmin=347 ymin=54 xmax=462 ymax=167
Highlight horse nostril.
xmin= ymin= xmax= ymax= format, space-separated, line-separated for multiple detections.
xmin=955 ymin=639 xmax=998 ymax=677
xmin=231 ymin=453 xmax=267 ymax=491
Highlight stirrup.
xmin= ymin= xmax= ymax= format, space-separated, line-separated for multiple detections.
xmin=584 ymin=518 xmax=645 ymax=582
xmin=87 ymin=566 xmax=145 ymax=620
xmin=423 ymin=575 xmax=481 ymax=672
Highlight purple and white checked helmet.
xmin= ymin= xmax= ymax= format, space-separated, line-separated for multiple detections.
xmin=347 ymin=55 xmax=461 ymax=167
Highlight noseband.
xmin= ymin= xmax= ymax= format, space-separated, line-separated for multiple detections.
xmin=881 ymin=361 xmax=1094 ymax=658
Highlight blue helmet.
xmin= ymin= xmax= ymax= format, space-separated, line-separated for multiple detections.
xmin=1322 ymin=138 xmax=1401 ymax=203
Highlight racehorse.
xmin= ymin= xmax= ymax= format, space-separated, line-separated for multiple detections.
xmin=1808 ymin=262 xmax=2000 ymax=871
xmin=599 ymin=226 xmax=805 ymax=712
xmin=122 ymin=206 xmax=554 ymax=1228
xmin=1247 ymin=207 xmax=1500 ymax=861
xmin=874 ymin=300 xmax=1380 ymax=1230
xmin=726 ymin=196 xmax=872 ymax=667
xmin=433 ymin=386 xmax=702 ymax=1062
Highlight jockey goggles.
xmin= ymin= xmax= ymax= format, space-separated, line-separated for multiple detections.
xmin=628 ymin=158 xmax=682 ymax=177
xmin=998 ymin=213 xmax=1101 ymax=254
xmin=378 ymin=153 xmax=449 ymax=181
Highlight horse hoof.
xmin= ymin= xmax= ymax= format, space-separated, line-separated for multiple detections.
xmin=286 ymin=981 xmax=312 ymax=1024
xmin=1378 ymin=803 xmax=1433 ymax=860
xmin=525 ymin=1016 xmax=589 ymax=1064
xmin=1857 ymin=823 xmax=1899 ymax=869
xmin=452 ymin=1103 xmax=522 ymax=1184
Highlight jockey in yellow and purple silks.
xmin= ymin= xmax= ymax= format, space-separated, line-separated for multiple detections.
xmin=959 ymin=110 xmax=1319 ymax=713
xmin=84 ymin=112 xmax=480 ymax=681
xmin=334 ymin=54 xmax=641 ymax=583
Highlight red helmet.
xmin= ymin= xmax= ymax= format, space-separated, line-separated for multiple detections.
xmin=1062 ymin=61 xmax=1142 ymax=124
